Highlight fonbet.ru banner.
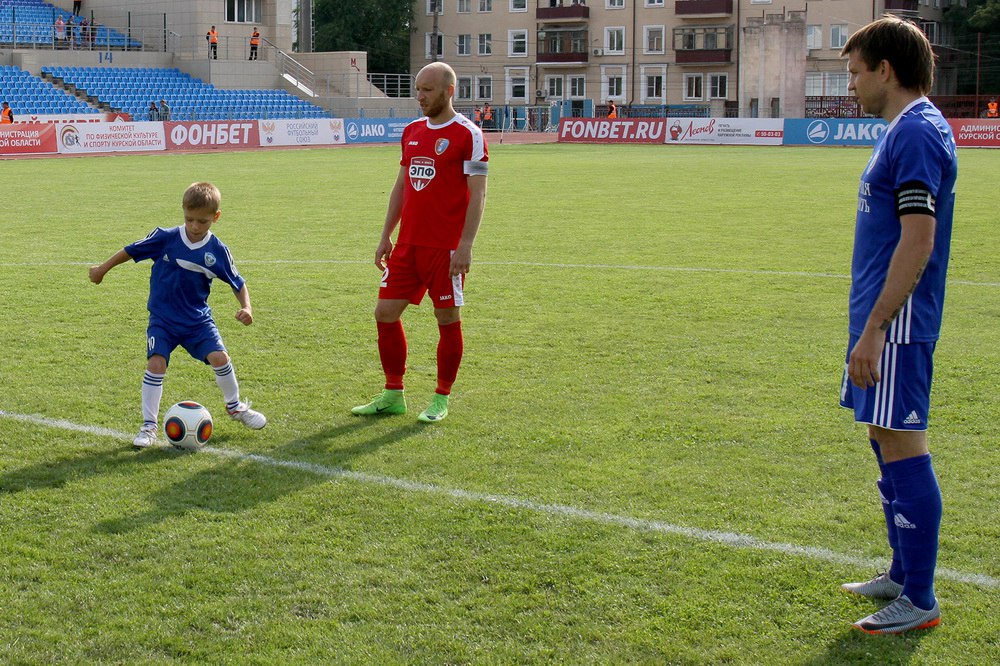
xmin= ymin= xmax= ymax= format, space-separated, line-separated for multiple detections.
xmin=0 ymin=123 xmax=58 ymax=155
xmin=166 ymin=121 xmax=260 ymax=150
xmin=57 ymin=121 xmax=166 ymax=154
xmin=257 ymin=118 xmax=345 ymax=147
xmin=663 ymin=118 xmax=784 ymax=145
xmin=558 ymin=118 xmax=668 ymax=144
xmin=948 ymin=119 xmax=1000 ymax=148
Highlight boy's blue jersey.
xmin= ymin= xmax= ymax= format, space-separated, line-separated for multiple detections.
xmin=125 ymin=226 xmax=245 ymax=328
xmin=850 ymin=97 xmax=958 ymax=344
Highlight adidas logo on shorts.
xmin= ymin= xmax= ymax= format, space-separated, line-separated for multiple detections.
xmin=903 ymin=411 xmax=922 ymax=425
xmin=894 ymin=513 xmax=917 ymax=530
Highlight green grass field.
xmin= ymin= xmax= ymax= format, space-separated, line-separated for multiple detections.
xmin=1 ymin=144 xmax=998 ymax=664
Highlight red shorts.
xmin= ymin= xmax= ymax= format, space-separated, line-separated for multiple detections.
xmin=379 ymin=242 xmax=465 ymax=308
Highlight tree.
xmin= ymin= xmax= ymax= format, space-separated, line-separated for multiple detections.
xmin=312 ymin=0 xmax=413 ymax=74
xmin=943 ymin=0 xmax=1000 ymax=95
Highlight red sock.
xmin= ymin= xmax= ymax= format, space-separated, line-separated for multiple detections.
xmin=377 ymin=320 xmax=407 ymax=390
xmin=436 ymin=320 xmax=464 ymax=395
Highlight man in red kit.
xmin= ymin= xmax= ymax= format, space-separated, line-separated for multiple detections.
xmin=352 ymin=61 xmax=489 ymax=423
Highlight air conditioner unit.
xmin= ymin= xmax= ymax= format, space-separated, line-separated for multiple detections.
xmin=536 ymin=89 xmax=547 ymax=98
xmin=592 ymin=48 xmax=604 ymax=57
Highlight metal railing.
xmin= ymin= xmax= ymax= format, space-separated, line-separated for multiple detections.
xmin=0 ymin=20 xmax=162 ymax=51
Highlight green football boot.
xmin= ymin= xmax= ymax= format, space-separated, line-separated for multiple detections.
xmin=351 ymin=389 xmax=406 ymax=415
xmin=417 ymin=393 xmax=449 ymax=423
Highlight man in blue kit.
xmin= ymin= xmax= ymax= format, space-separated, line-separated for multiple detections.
xmin=90 ymin=182 xmax=267 ymax=448
xmin=837 ymin=18 xmax=957 ymax=634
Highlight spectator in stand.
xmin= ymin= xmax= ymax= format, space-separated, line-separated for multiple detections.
xmin=473 ymin=106 xmax=482 ymax=127
xmin=147 ymin=102 xmax=159 ymax=121
xmin=207 ymin=26 xmax=219 ymax=59
xmin=159 ymin=99 xmax=171 ymax=121
xmin=54 ymin=16 xmax=66 ymax=48
xmin=1 ymin=101 xmax=13 ymax=124
xmin=66 ymin=16 xmax=76 ymax=49
xmin=482 ymin=102 xmax=494 ymax=129
xmin=607 ymin=100 xmax=618 ymax=118
xmin=249 ymin=27 xmax=260 ymax=61
xmin=73 ymin=0 xmax=82 ymax=17
xmin=988 ymin=97 xmax=999 ymax=118
xmin=80 ymin=17 xmax=90 ymax=49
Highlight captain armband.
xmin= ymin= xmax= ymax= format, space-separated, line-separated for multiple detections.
xmin=464 ymin=160 xmax=489 ymax=177
xmin=895 ymin=181 xmax=935 ymax=217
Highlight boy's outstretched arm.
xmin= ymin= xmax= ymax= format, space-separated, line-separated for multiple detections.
xmin=234 ymin=285 xmax=254 ymax=326
xmin=89 ymin=249 xmax=132 ymax=285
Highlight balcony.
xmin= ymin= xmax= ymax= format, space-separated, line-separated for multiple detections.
xmin=675 ymin=48 xmax=731 ymax=64
xmin=884 ymin=0 xmax=919 ymax=12
xmin=537 ymin=1 xmax=590 ymax=21
xmin=537 ymin=28 xmax=589 ymax=64
xmin=675 ymin=0 xmax=732 ymax=16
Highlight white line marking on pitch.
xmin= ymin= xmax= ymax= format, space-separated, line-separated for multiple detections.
xmin=3 ymin=409 xmax=997 ymax=591
xmin=5 ymin=260 xmax=999 ymax=287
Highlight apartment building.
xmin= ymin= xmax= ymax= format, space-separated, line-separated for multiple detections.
xmin=410 ymin=0 xmax=956 ymax=116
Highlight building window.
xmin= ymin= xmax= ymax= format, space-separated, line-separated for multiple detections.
xmin=645 ymin=26 xmax=664 ymax=54
xmin=426 ymin=0 xmax=442 ymax=14
xmin=479 ymin=33 xmax=492 ymax=55
xmin=458 ymin=77 xmax=473 ymax=99
xmin=479 ymin=0 xmax=493 ymax=11
xmin=510 ymin=30 xmax=528 ymax=56
xmin=920 ymin=21 xmax=939 ymax=45
xmin=684 ymin=73 xmax=703 ymax=100
xmin=826 ymin=72 xmax=848 ymax=96
xmin=645 ymin=0 xmax=664 ymax=5
xmin=458 ymin=0 xmax=471 ymax=12
xmin=570 ymin=76 xmax=586 ymax=98
xmin=508 ymin=69 xmax=528 ymax=100
xmin=830 ymin=24 xmax=848 ymax=49
xmin=606 ymin=27 xmax=625 ymax=54
xmin=607 ymin=74 xmax=624 ymax=98
xmin=225 ymin=0 xmax=261 ymax=23
xmin=607 ymin=0 xmax=625 ymax=8
xmin=457 ymin=34 xmax=471 ymax=56
xmin=425 ymin=33 xmax=443 ymax=59
xmin=546 ymin=76 xmax=564 ymax=98
xmin=511 ymin=0 xmax=528 ymax=10
xmin=673 ymin=26 xmax=732 ymax=50
xmin=805 ymin=72 xmax=822 ymax=96
xmin=477 ymin=76 xmax=493 ymax=99
xmin=709 ymin=73 xmax=727 ymax=99
xmin=806 ymin=25 xmax=822 ymax=50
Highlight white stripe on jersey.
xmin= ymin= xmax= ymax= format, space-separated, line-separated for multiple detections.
xmin=176 ymin=258 xmax=219 ymax=280
xmin=872 ymin=343 xmax=898 ymax=428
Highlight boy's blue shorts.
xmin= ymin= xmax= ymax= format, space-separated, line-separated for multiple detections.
xmin=146 ymin=318 xmax=226 ymax=366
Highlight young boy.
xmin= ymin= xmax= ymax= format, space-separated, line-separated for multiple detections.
xmin=89 ymin=182 xmax=266 ymax=448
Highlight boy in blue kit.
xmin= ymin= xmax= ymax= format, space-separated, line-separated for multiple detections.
xmin=90 ymin=182 xmax=267 ymax=448
xmin=837 ymin=18 xmax=957 ymax=634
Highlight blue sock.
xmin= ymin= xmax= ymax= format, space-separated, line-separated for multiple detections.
xmin=885 ymin=454 xmax=942 ymax=610
xmin=870 ymin=439 xmax=904 ymax=584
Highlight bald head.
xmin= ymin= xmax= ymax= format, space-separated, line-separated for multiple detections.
xmin=417 ymin=62 xmax=457 ymax=89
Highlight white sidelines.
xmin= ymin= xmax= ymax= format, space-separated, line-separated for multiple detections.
xmin=1 ymin=409 xmax=997 ymax=591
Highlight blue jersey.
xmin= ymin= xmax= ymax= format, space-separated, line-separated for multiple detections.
xmin=850 ymin=98 xmax=958 ymax=344
xmin=125 ymin=226 xmax=245 ymax=328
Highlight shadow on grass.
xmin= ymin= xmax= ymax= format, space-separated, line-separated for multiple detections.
xmin=90 ymin=416 xmax=427 ymax=534
xmin=802 ymin=623 xmax=933 ymax=664
xmin=0 ymin=446 xmax=176 ymax=495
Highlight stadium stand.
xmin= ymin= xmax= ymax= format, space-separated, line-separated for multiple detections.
xmin=0 ymin=0 xmax=141 ymax=49
xmin=0 ymin=64 xmax=98 ymax=114
xmin=43 ymin=66 xmax=329 ymax=121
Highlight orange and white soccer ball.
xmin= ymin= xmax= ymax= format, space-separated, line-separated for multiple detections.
xmin=163 ymin=401 xmax=213 ymax=451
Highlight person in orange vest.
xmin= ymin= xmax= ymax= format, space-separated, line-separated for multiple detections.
xmin=206 ymin=25 xmax=218 ymax=59
xmin=482 ymin=102 xmax=493 ymax=129
xmin=607 ymin=100 xmax=617 ymax=118
xmin=988 ymin=97 xmax=998 ymax=118
xmin=249 ymin=27 xmax=260 ymax=61
xmin=473 ymin=106 xmax=482 ymax=127
xmin=1 ymin=101 xmax=13 ymax=124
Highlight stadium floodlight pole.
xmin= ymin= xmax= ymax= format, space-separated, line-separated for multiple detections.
xmin=976 ymin=32 xmax=981 ymax=117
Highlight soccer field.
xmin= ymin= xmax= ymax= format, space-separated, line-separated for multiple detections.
xmin=1 ymin=144 xmax=997 ymax=663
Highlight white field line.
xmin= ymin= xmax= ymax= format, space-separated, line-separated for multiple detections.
xmin=2 ymin=409 xmax=997 ymax=591
xmin=4 ymin=259 xmax=999 ymax=287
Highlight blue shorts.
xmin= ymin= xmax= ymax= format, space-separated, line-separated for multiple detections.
xmin=839 ymin=335 xmax=935 ymax=431
xmin=146 ymin=318 xmax=226 ymax=366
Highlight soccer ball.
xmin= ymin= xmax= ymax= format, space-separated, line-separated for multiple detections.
xmin=163 ymin=401 xmax=213 ymax=451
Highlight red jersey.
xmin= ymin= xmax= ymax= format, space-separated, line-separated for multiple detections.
xmin=397 ymin=114 xmax=488 ymax=250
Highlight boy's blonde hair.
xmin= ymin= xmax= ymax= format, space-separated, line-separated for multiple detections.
xmin=183 ymin=182 xmax=222 ymax=212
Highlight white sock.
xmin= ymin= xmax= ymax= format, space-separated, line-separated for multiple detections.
xmin=213 ymin=362 xmax=241 ymax=411
xmin=142 ymin=371 xmax=165 ymax=426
